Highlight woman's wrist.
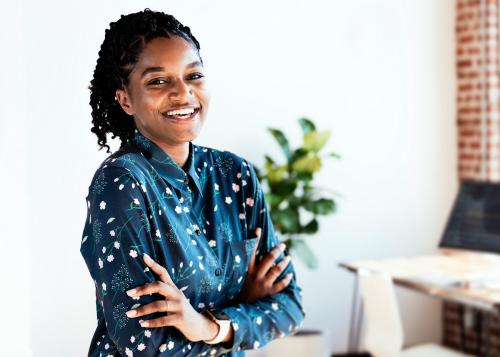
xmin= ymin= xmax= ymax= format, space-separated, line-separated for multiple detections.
xmin=199 ymin=312 xmax=219 ymax=341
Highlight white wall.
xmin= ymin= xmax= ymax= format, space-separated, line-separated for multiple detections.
xmin=1 ymin=0 xmax=456 ymax=355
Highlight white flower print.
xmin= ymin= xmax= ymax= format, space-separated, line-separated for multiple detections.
xmin=225 ymin=197 xmax=232 ymax=204
xmin=186 ymin=228 xmax=193 ymax=235
xmin=232 ymin=183 xmax=240 ymax=192
xmin=130 ymin=336 xmax=135 ymax=343
xmin=239 ymin=213 xmax=245 ymax=220
xmin=129 ymin=250 xmax=138 ymax=258
xmin=102 ymin=246 xmax=106 ymax=254
xmin=137 ymin=343 xmax=146 ymax=351
xmin=119 ymin=184 xmax=124 ymax=190
xmin=155 ymin=229 xmax=161 ymax=238
xmin=183 ymin=206 xmax=190 ymax=213
xmin=253 ymin=341 xmax=260 ymax=349
xmin=256 ymin=316 xmax=262 ymax=325
xmin=145 ymin=330 xmax=151 ymax=338
xmin=99 ymin=201 xmax=106 ymax=210
xmin=234 ymin=255 xmax=241 ymax=264
xmin=175 ymin=206 xmax=182 ymax=214
xmin=246 ymin=197 xmax=255 ymax=207
xmin=102 ymin=282 xmax=107 ymax=291
xmin=114 ymin=241 xmax=120 ymax=249
xmin=125 ymin=347 xmax=133 ymax=357
xmin=233 ymin=322 xmax=239 ymax=331
xmin=107 ymin=255 xmax=114 ymax=262
xmin=208 ymin=240 xmax=216 ymax=247
xmin=165 ymin=187 xmax=172 ymax=195
xmin=237 ymin=172 xmax=242 ymax=178
xmin=133 ymin=198 xmax=140 ymax=205
xmin=98 ymin=258 xmax=103 ymax=269
xmin=242 ymin=179 xmax=247 ymax=186
xmin=159 ymin=344 xmax=166 ymax=352
xmin=271 ymin=302 xmax=279 ymax=310
xmin=179 ymin=197 xmax=184 ymax=203
xmin=110 ymin=230 xmax=115 ymax=237
xmin=168 ymin=341 xmax=174 ymax=350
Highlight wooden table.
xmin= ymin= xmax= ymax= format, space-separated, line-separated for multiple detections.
xmin=339 ymin=250 xmax=500 ymax=353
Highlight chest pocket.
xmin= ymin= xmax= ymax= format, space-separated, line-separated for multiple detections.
xmin=226 ymin=236 xmax=259 ymax=299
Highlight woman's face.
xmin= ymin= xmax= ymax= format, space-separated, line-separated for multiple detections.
xmin=116 ymin=36 xmax=210 ymax=146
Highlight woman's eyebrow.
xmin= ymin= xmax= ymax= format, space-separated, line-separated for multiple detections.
xmin=141 ymin=60 xmax=202 ymax=77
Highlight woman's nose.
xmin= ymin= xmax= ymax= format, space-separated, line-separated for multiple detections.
xmin=170 ymin=79 xmax=193 ymax=100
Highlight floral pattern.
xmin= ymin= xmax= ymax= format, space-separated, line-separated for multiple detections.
xmin=80 ymin=129 xmax=305 ymax=356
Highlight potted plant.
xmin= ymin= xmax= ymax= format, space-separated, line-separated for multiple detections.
xmin=251 ymin=117 xmax=338 ymax=357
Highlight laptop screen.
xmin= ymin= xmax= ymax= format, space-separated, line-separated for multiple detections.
xmin=440 ymin=181 xmax=500 ymax=253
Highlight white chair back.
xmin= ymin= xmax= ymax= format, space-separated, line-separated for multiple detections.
xmin=358 ymin=269 xmax=404 ymax=357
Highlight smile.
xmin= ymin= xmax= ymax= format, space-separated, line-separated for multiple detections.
xmin=162 ymin=107 xmax=200 ymax=122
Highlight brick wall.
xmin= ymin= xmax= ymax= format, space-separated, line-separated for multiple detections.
xmin=446 ymin=1 xmax=500 ymax=355
xmin=456 ymin=0 xmax=500 ymax=181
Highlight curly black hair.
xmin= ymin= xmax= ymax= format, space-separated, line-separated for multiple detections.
xmin=89 ymin=8 xmax=203 ymax=153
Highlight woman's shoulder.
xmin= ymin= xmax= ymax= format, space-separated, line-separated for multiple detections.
xmin=87 ymin=146 xmax=150 ymax=196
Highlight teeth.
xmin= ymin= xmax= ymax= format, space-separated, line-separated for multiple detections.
xmin=166 ymin=108 xmax=196 ymax=116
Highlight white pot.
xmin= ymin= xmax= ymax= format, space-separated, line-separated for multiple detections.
xmin=262 ymin=328 xmax=330 ymax=357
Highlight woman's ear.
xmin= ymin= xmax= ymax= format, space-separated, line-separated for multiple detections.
xmin=115 ymin=88 xmax=134 ymax=115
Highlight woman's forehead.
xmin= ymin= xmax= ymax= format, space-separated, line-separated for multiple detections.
xmin=134 ymin=36 xmax=200 ymax=71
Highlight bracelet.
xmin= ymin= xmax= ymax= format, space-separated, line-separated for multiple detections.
xmin=202 ymin=310 xmax=231 ymax=345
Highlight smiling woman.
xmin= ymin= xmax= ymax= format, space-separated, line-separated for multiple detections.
xmin=80 ymin=8 xmax=305 ymax=357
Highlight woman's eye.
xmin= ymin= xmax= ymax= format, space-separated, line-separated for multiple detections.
xmin=189 ymin=73 xmax=204 ymax=80
xmin=148 ymin=79 xmax=168 ymax=85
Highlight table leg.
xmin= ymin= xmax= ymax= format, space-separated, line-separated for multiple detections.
xmin=347 ymin=273 xmax=363 ymax=353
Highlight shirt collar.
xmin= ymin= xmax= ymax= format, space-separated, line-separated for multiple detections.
xmin=130 ymin=129 xmax=203 ymax=195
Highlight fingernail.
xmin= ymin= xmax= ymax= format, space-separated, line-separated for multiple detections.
xmin=140 ymin=321 xmax=149 ymax=327
xmin=143 ymin=253 xmax=151 ymax=261
xmin=127 ymin=289 xmax=136 ymax=296
xmin=284 ymin=256 xmax=291 ymax=263
xmin=279 ymin=243 xmax=286 ymax=251
xmin=287 ymin=273 xmax=293 ymax=279
xmin=126 ymin=309 xmax=137 ymax=317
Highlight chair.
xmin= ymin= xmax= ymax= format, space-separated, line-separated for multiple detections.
xmin=357 ymin=269 xmax=472 ymax=357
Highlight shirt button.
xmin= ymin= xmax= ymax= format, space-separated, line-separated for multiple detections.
xmin=215 ymin=268 xmax=222 ymax=276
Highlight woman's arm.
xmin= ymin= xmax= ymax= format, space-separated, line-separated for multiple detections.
xmin=80 ymin=164 xmax=233 ymax=356
xmin=207 ymin=162 xmax=306 ymax=353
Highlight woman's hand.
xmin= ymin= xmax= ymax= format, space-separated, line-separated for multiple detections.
xmin=125 ymin=253 xmax=219 ymax=342
xmin=235 ymin=228 xmax=293 ymax=304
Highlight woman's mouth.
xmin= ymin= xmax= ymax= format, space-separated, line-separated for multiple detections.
xmin=162 ymin=107 xmax=200 ymax=122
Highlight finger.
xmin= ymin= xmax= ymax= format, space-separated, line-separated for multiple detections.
xmin=126 ymin=280 xmax=177 ymax=298
xmin=266 ymin=255 xmax=292 ymax=281
xmin=126 ymin=299 xmax=178 ymax=318
xmin=256 ymin=243 xmax=286 ymax=280
xmin=140 ymin=314 xmax=178 ymax=328
xmin=270 ymin=273 xmax=293 ymax=294
xmin=143 ymin=253 xmax=175 ymax=285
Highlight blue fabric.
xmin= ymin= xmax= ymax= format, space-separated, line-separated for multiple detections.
xmin=80 ymin=129 xmax=306 ymax=356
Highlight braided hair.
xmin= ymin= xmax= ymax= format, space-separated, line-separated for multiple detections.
xmin=89 ymin=8 xmax=203 ymax=153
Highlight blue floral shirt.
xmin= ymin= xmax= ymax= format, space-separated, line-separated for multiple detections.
xmin=80 ymin=129 xmax=305 ymax=356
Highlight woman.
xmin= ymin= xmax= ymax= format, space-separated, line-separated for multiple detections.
xmin=80 ymin=9 xmax=305 ymax=357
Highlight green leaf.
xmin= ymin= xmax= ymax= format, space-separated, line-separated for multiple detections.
xmin=272 ymin=207 xmax=300 ymax=233
xmin=269 ymin=179 xmax=297 ymax=198
xmin=300 ymin=218 xmax=319 ymax=234
xmin=268 ymin=128 xmax=291 ymax=160
xmin=298 ymin=118 xmax=316 ymax=134
xmin=290 ymin=238 xmax=318 ymax=269
xmin=292 ymin=152 xmax=321 ymax=173
xmin=303 ymin=130 xmax=330 ymax=152
xmin=304 ymin=198 xmax=336 ymax=215
xmin=266 ymin=163 xmax=288 ymax=183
